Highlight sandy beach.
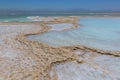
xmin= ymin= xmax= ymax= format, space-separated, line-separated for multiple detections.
xmin=0 ymin=16 xmax=120 ymax=80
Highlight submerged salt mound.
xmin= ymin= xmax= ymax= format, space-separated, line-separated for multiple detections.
xmin=50 ymin=52 xmax=120 ymax=80
xmin=28 ymin=18 xmax=120 ymax=51
xmin=48 ymin=23 xmax=73 ymax=31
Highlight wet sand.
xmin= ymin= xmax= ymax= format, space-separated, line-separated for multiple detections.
xmin=0 ymin=16 xmax=120 ymax=80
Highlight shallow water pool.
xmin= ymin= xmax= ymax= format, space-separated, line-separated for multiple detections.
xmin=28 ymin=18 xmax=120 ymax=51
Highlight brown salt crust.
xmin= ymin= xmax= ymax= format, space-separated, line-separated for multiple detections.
xmin=25 ymin=17 xmax=120 ymax=79
xmin=0 ymin=16 xmax=80 ymax=33
xmin=17 ymin=34 xmax=76 ymax=80
xmin=61 ymin=45 xmax=120 ymax=57
xmin=0 ymin=16 xmax=119 ymax=80
xmin=0 ymin=33 xmax=77 ymax=80
xmin=0 ymin=16 xmax=79 ymax=25
xmin=0 ymin=17 xmax=81 ymax=80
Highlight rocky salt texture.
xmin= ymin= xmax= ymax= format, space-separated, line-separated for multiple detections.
xmin=0 ymin=34 xmax=75 ymax=80
xmin=27 ymin=16 xmax=79 ymax=22
xmin=50 ymin=50 xmax=120 ymax=80
xmin=0 ymin=16 xmax=119 ymax=80
xmin=0 ymin=17 xmax=79 ymax=80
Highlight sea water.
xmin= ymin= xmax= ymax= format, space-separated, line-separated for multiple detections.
xmin=28 ymin=18 xmax=120 ymax=51
xmin=1 ymin=13 xmax=120 ymax=22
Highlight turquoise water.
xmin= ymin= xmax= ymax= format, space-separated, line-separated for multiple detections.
xmin=28 ymin=18 xmax=120 ymax=51
xmin=0 ymin=13 xmax=120 ymax=22
xmin=0 ymin=16 xmax=32 ymax=22
xmin=29 ymin=18 xmax=120 ymax=50
xmin=0 ymin=17 xmax=31 ymax=22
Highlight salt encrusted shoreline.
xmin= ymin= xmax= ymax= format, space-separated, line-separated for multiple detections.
xmin=0 ymin=16 xmax=119 ymax=80
xmin=0 ymin=17 xmax=79 ymax=80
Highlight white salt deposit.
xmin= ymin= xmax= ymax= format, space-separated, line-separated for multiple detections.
xmin=50 ymin=54 xmax=120 ymax=80
xmin=49 ymin=23 xmax=73 ymax=31
xmin=27 ymin=16 xmax=55 ymax=21
xmin=0 ymin=49 xmax=20 ymax=58
xmin=0 ymin=25 xmax=41 ymax=34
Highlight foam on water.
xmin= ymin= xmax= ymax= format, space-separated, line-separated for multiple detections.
xmin=28 ymin=18 xmax=120 ymax=51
